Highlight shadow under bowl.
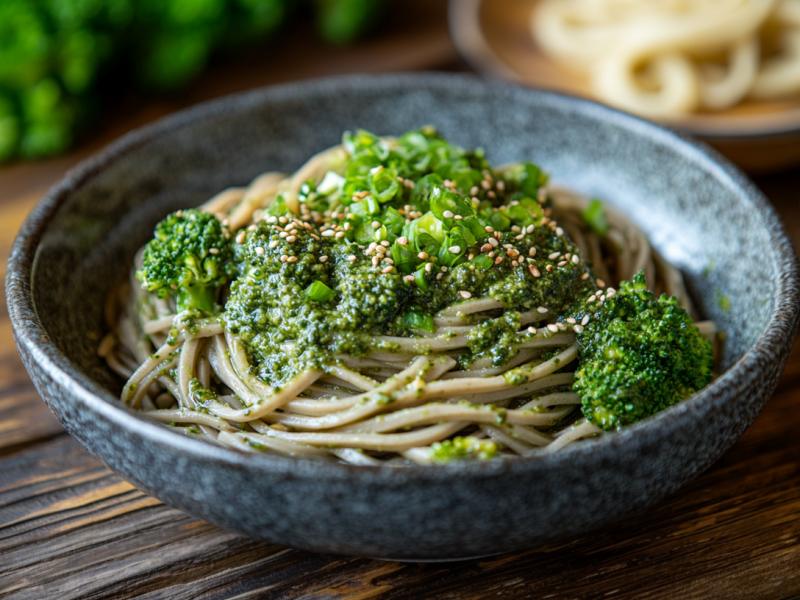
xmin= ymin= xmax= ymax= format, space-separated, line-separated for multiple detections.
xmin=7 ymin=73 xmax=800 ymax=560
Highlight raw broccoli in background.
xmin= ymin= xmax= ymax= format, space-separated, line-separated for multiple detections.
xmin=137 ymin=209 xmax=235 ymax=314
xmin=0 ymin=0 xmax=385 ymax=162
xmin=573 ymin=272 xmax=714 ymax=431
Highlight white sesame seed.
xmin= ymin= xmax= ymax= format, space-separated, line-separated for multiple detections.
xmin=556 ymin=323 xmax=566 ymax=331
xmin=481 ymin=180 xmax=491 ymax=190
xmin=537 ymin=306 xmax=548 ymax=313
xmin=471 ymin=186 xmax=480 ymax=196
xmin=548 ymin=252 xmax=561 ymax=260
xmin=581 ymin=273 xmax=590 ymax=280
xmin=267 ymin=216 xmax=277 ymax=223
xmin=425 ymin=263 xmax=433 ymax=273
xmin=381 ymin=240 xmax=391 ymax=247
xmin=441 ymin=266 xmax=448 ymax=272
xmin=497 ymin=181 xmax=505 ymax=192
xmin=600 ymin=295 xmax=606 ymax=302
xmin=268 ymin=240 xmax=279 ymax=249
xmin=485 ymin=226 xmax=494 ymax=233
xmin=319 ymin=255 xmax=328 ymax=263
xmin=381 ymin=266 xmax=394 ymax=274
xmin=508 ymin=249 xmax=519 ymax=259
xmin=481 ymin=243 xmax=492 ymax=252
xmin=472 ymin=196 xmax=480 ymax=204
xmin=279 ymin=216 xmax=287 ymax=224
xmin=443 ymin=210 xmax=455 ymax=219
xmin=286 ymin=235 xmax=297 ymax=243
xmin=527 ymin=326 xmax=537 ymax=334
xmin=529 ymin=247 xmax=536 ymax=256
xmin=572 ymin=255 xmax=580 ymax=264
xmin=529 ymin=265 xmax=541 ymax=278
xmin=526 ymin=225 xmax=535 ymax=234
xmin=280 ymin=255 xmax=287 ymax=262
xmin=372 ymin=256 xmax=380 ymax=267
xmin=573 ymin=324 xmax=584 ymax=334
xmin=235 ymin=231 xmax=246 ymax=244
xmin=371 ymin=221 xmax=381 ymax=229
xmin=384 ymin=258 xmax=394 ymax=265
xmin=347 ymin=255 xmax=357 ymax=261
xmin=566 ymin=317 xmax=576 ymax=324
xmin=455 ymin=215 xmax=463 ymax=220
xmin=397 ymin=236 xmax=409 ymax=246
xmin=558 ymin=260 xmax=568 ymax=266
xmin=511 ymin=225 xmax=521 ymax=233
xmin=556 ymin=227 xmax=564 ymax=237
xmin=607 ymin=288 xmax=617 ymax=298
xmin=449 ymin=245 xmax=461 ymax=254
xmin=587 ymin=296 xmax=595 ymax=303
xmin=502 ymin=244 xmax=513 ymax=250
xmin=418 ymin=252 xmax=429 ymax=260
xmin=343 ymin=222 xmax=351 ymax=231
xmin=488 ymin=191 xmax=496 ymax=199
xmin=322 ymin=230 xmax=335 ymax=237
xmin=286 ymin=256 xmax=298 ymax=263
xmin=255 ymin=247 xmax=265 ymax=255
xmin=404 ymin=275 xmax=415 ymax=282
xmin=581 ymin=315 xmax=590 ymax=325
xmin=547 ymin=324 xmax=559 ymax=333
xmin=596 ymin=290 xmax=603 ymax=297
xmin=335 ymin=231 xmax=346 ymax=239
xmin=436 ymin=273 xmax=443 ymax=280
xmin=495 ymin=256 xmax=503 ymax=264
xmin=597 ymin=278 xmax=606 ymax=288
xmin=489 ymin=238 xmax=499 ymax=247
xmin=459 ymin=290 xmax=472 ymax=299
xmin=279 ymin=231 xmax=288 ymax=238
xmin=512 ymin=260 xmax=518 ymax=267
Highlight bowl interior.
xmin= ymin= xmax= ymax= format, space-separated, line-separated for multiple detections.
xmin=31 ymin=75 xmax=774 ymax=403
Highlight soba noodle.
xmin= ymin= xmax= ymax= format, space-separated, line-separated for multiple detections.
xmin=100 ymin=131 xmax=715 ymax=466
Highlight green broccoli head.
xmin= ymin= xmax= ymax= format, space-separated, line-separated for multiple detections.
xmin=137 ymin=209 xmax=234 ymax=313
xmin=573 ymin=271 xmax=714 ymax=430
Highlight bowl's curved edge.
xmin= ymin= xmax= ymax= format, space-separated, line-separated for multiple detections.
xmin=6 ymin=72 xmax=800 ymax=558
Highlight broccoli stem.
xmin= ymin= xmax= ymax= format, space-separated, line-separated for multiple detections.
xmin=178 ymin=285 xmax=217 ymax=313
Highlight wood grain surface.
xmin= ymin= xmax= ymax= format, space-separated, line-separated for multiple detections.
xmin=2 ymin=3 xmax=800 ymax=598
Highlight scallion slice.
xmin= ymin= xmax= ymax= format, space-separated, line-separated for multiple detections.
xmin=303 ymin=281 xmax=336 ymax=302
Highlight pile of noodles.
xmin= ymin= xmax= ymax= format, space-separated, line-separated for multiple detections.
xmin=99 ymin=145 xmax=716 ymax=466
xmin=533 ymin=0 xmax=800 ymax=117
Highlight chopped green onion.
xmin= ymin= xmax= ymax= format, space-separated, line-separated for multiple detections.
xmin=369 ymin=165 xmax=400 ymax=202
xmin=582 ymin=198 xmax=609 ymax=236
xmin=414 ymin=266 xmax=431 ymax=291
xmin=472 ymin=254 xmax=494 ymax=270
xmin=402 ymin=309 xmax=435 ymax=332
xmin=303 ymin=281 xmax=336 ymax=302
xmin=489 ymin=211 xmax=511 ymax=232
xmin=364 ymin=195 xmax=381 ymax=215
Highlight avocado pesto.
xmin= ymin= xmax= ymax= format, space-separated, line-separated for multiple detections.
xmin=105 ymin=126 xmax=716 ymax=466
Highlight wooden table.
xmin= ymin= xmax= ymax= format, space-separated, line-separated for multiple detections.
xmin=2 ymin=5 xmax=800 ymax=598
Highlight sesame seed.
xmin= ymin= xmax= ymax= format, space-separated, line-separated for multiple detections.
xmin=546 ymin=265 xmax=553 ymax=272
xmin=322 ymin=230 xmax=335 ymax=237
xmin=381 ymin=240 xmax=391 ymax=247
xmin=488 ymin=191 xmax=496 ymax=199
xmin=381 ymin=266 xmax=394 ymax=274
xmin=454 ymin=215 xmax=463 ymax=220
xmin=335 ymin=231 xmax=346 ymax=239
xmin=280 ymin=255 xmax=288 ymax=263
xmin=441 ymin=266 xmax=448 ymax=272
xmin=547 ymin=324 xmax=559 ymax=333
xmin=472 ymin=196 xmax=480 ymax=204
xmin=459 ymin=290 xmax=472 ymax=299
xmin=372 ymin=256 xmax=380 ymax=267
xmin=310 ymin=234 xmax=320 ymax=241
xmin=557 ymin=260 xmax=567 ymax=266
xmin=497 ymin=181 xmax=505 ymax=191
xmin=397 ymin=236 xmax=409 ymax=246
xmin=436 ymin=273 xmax=443 ymax=280
xmin=489 ymin=238 xmax=499 ymax=247
xmin=529 ymin=247 xmax=537 ymax=257
xmin=267 ymin=216 xmax=277 ymax=223
xmin=548 ymin=252 xmax=561 ymax=260
xmin=278 ymin=216 xmax=287 ymax=224
xmin=343 ymin=222 xmax=351 ymax=231
xmin=529 ymin=265 xmax=541 ymax=278
xmin=481 ymin=180 xmax=491 ymax=190
xmin=470 ymin=186 xmax=480 ymax=196
xmin=573 ymin=324 xmax=584 ymax=334
xmin=495 ymin=256 xmax=503 ymax=264
xmin=567 ymin=317 xmax=577 ymax=324
xmin=418 ymin=252 xmax=429 ymax=260
xmin=375 ymin=245 xmax=386 ymax=254
xmin=425 ymin=263 xmax=433 ymax=273
xmin=536 ymin=307 xmax=548 ymax=314
xmin=508 ymin=249 xmax=519 ymax=259
xmin=485 ymin=226 xmax=494 ymax=233
xmin=286 ymin=256 xmax=298 ymax=263
xmin=279 ymin=231 xmax=288 ymax=238
xmin=527 ymin=326 xmax=537 ymax=334
xmin=597 ymin=278 xmax=606 ymax=288
xmin=526 ymin=224 xmax=535 ymax=234
xmin=404 ymin=275 xmax=415 ymax=282
xmin=468 ymin=253 xmax=474 ymax=260
xmin=170 ymin=284 xmax=178 ymax=290
xmin=607 ymin=288 xmax=617 ymax=298
xmin=572 ymin=255 xmax=580 ymax=264
xmin=481 ymin=243 xmax=492 ymax=252
xmin=503 ymin=244 xmax=513 ymax=250
xmin=582 ymin=315 xmax=590 ymax=325
xmin=449 ymin=245 xmax=461 ymax=254
xmin=286 ymin=235 xmax=297 ymax=243
xmin=371 ymin=221 xmax=381 ymax=229
xmin=488 ymin=252 xmax=495 ymax=258
xmin=235 ymin=232 xmax=246 ymax=244
xmin=556 ymin=227 xmax=564 ymax=236
xmin=511 ymin=225 xmax=521 ymax=233
xmin=268 ymin=240 xmax=279 ymax=249
xmin=347 ymin=255 xmax=357 ymax=261
xmin=443 ymin=210 xmax=455 ymax=219
xmin=255 ymin=247 xmax=265 ymax=255
xmin=595 ymin=290 xmax=603 ymax=297
xmin=384 ymin=258 xmax=394 ymax=265
xmin=319 ymin=255 xmax=328 ymax=263
xmin=581 ymin=273 xmax=590 ymax=280
xmin=600 ymin=295 xmax=606 ymax=302
xmin=556 ymin=323 xmax=566 ymax=331
xmin=222 ymin=219 xmax=230 ymax=227
xmin=587 ymin=296 xmax=595 ymax=303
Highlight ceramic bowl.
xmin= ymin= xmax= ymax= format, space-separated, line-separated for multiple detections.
xmin=7 ymin=73 xmax=800 ymax=560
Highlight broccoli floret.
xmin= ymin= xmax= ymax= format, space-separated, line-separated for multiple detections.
xmin=429 ymin=436 xmax=499 ymax=463
xmin=573 ymin=271 xmax=714 ymax=430
xmin=137 ymin=209 xmax=234 ymax=313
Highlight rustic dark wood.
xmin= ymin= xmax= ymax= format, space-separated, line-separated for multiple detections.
xmin=2 ymin=4 xmax=800 ymax=598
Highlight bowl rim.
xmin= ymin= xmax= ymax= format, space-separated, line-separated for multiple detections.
xmin=6 ymin=71 xmax=800 ymax=482
xmin=448 ymin=0 xmax=800 ymax=141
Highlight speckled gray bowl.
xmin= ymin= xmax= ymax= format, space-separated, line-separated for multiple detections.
xmin=7 ymin=73 xmax=800 ymax=560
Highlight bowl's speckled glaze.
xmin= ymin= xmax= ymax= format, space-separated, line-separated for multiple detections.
xmin=7 ymin=73 xmax=800 ymax=560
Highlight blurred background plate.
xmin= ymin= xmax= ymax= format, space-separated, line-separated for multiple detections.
xmin=449 ymin=0 xmax=800 ymax=173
